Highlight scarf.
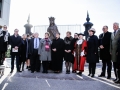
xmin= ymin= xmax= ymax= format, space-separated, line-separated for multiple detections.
xmin=64 ymin=36 xmax=73 ymax=44
xmin=0 ymin=30 xmax=9 ymax=42
xmin=45 ymin=38 xmax=50 ymax=51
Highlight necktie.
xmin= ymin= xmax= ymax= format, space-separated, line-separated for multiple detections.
xmin=114 ymin=31 xmax=116 ymax=36
xmin=36 ymin=38 xmax=37 ymax=48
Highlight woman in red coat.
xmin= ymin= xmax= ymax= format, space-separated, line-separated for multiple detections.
xmin=73 ymin=33 xmax=87 ymax=76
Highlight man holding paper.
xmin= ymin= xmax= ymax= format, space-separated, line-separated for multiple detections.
xmin=9 ymin=29 xmax=22 ymax=73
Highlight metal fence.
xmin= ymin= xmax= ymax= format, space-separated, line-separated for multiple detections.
xmin=34 ymin=25 xmax=81 ymax=39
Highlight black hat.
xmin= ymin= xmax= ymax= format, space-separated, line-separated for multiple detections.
xmin=78 ymin=33 xmax=84 ymax=36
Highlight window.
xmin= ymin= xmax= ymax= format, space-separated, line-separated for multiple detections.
xmin=0 ymin=0 xmax=2 ymax=18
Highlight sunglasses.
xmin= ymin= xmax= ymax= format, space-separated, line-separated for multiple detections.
xmin=3 ymin=27 xmax=7 ymax=28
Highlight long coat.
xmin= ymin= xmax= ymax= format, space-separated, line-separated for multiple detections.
xmin=51 ymin=38 xmax=64 ymax=71
xmin=38 ymin=38 xmax=52 ymax=61
xmin=20 ymin=39 xmax=29 ymax=62
xmin=9 ymin=35 xmax=22 ymax=55
xmin=110 ymin=29 xmax=120 ymax=62
xmin=86 ymin=35 xmax=99 ymax=63
xmin=99 ymin=31 xmax=111 ymax=61
xmin=117 ymin=38 xmax=120 ymax=68
xmin=73 ymin=40 xmax=87 ymax=72
xmin=0 ymin=31 xmax=10 ymax=52
xmin=64 ymin=36 xmax=74 ymax=63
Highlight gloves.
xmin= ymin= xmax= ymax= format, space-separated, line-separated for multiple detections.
xmin=74 ymin=52 xmax=76 ymax=57
xmin=81 ymin=50 xmax=85 ymax=56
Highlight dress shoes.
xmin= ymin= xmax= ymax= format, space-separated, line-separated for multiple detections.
xmin=17 ymin=70 xmax=22 ymax=72
xmin=31 ymin=71 xmax=34 ymax=73
xmin=113 ymin=78 xmax=117 ymax=82
xmin=10 ymin=70 xmax=13 ymax=73
xmin=91 ymin=74 xmax=94 ymax=77
xmin=98 ymin=75 xmax=105 ymax=77
xmin=114 ymin=80 xmax=120 ymax=84
xmin=88 ymin=74 xmax=91 ymax=76
xmin=107 ymin=76 xmax=111 ymax=79
xmin=77 ymin=72 xmax=82 ymax=76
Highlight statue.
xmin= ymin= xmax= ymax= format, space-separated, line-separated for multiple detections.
xmin=24 ymin=14 xmax=33 ymax=35
xmin=47 ymin=17 xmax=59 ymax=40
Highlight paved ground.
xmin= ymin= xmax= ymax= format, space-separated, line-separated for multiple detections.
xmin=0 ymin=59 xmax=120 ymax=90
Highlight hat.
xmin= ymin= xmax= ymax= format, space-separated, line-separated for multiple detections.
xmin=78 ymin=33 xmax=84 ymax=36
xmin=88 ymin=28 xmax=96 ymax=33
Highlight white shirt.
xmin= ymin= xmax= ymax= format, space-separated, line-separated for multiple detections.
xmin=34 ymin=38 xmax=39 ymax=49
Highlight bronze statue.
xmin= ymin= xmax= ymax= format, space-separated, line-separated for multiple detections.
xmin=24 ymin=14 xmax=33 ymax=35
xmin=47 ymin=17 xmax=59 ymax=40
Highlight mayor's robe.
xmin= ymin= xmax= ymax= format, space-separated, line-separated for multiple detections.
xmin=73 ymin=39 xmax=87 ymax=72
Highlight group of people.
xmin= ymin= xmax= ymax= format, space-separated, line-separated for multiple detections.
xmin=0 ymin=22 xmax=120 ymax=84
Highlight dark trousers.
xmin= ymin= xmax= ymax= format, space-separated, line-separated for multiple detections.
xmin=113 ymin=62 xmax=117 ymax=79
xmin=101 ymin=60 xmax=112 ymax=77
xmin=42 ymin=61 xmax=49 ymax=72
xmin=0 ymin=51 xmax=5 ymax=65
xmin=20 ymin=61 xmax=25 ymax=71
xmin=31 ymin=49 xmax=40 ymax=72
xmin=11 ymin=54 xmax=20 ymax=71
xmin=89 ymin=63 xmax=96 ymax=75
xmin=117 ymin=69 xmax=120 ymax=80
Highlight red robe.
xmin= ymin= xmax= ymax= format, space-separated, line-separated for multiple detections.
xmin=73 ymin=40 xmax=87 ymax=72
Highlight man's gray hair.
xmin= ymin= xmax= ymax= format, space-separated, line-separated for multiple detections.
xmin=34 ymin=32 xmax=39 ymax=35
xmin=113 ymin=22 xmax=119 ymax=27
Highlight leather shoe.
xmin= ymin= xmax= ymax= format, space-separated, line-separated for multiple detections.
xmin=17 ymin=70 xmax=22 ymax=72
xmin=10 ymin=70 xmax=13 ymax=73
xmin=114 ymin=80 xmax=120 ymax=84
xmin=107 ymin=76 xmax=111 ymax=79
xmin=91 ymin=74 xmax=94 ymax=77
xmin=113 ymin=78 xmax=117 ymax=82
xmin=88 ymin=74 xmax=91 ymax=76
xmin=98 ymin=75 xmax=105 ymax=77
xmin=31 ymin=71 xmax=34 ymax=73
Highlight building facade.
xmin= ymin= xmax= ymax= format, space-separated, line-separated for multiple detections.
xmin=0 ymin=0 xmax=11 ymax=26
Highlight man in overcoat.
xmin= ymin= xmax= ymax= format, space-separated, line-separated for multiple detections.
xmin=110 ymin=22 xmax=120 ymax=81
xmin=98 ymin=26 xmax=112 ymax=79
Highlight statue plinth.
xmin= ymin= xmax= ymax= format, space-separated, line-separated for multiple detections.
xmin=24 ymin=24 xmax=33 ymax=35
xmin=24 ymin=14 xmax=33 ymax=35
xmin=83 ymin=11 xmax=93 ymax=40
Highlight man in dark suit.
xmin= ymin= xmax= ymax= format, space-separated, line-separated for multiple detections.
xmin=98 ymin=26 xmax=112 ymax=79
xmin=9 ymin=29 xmax=22 ymax=73
xmin=29 ymin=32 xmax=41 ymax=73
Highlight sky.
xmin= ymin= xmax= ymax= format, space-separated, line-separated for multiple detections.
xmin=9 ymin=0 xmax=120 ymax=36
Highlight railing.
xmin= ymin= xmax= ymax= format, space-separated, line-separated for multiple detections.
xmin=34 ymin=25 xmax=81 ymax=39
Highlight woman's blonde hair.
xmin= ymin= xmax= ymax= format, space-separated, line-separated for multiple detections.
xmin=45 ymin=32 xmax=50 ymax=36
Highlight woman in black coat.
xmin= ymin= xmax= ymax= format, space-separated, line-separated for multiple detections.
xmin=51 ymin=33 xmax=64 ymax=73
xmin=20 ymin=34 xmax=29 ymax=71
xmin=0 ymin=25 xmax=10 ymax=65
xmin=64 ymin=31 xmax=74 ymax=74
xmin=87 ymin=28 xmax=99 ymax=77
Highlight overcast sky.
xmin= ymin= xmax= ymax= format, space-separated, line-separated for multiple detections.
xmin=9 ymin=0 xmax=120 ymax=36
